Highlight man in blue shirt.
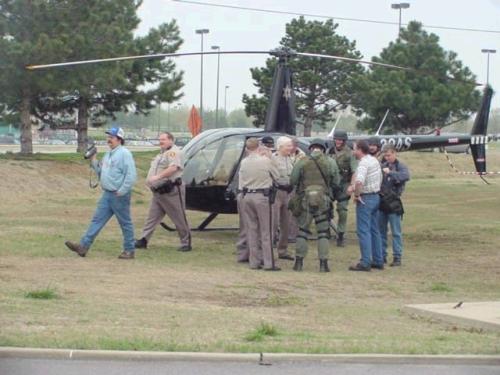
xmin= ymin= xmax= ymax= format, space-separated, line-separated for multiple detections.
xmin=65 ymin=127 xmax=137 ymax=259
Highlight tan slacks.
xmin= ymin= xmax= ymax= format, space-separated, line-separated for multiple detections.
xmin=141 ymin=184 xmax=191 ymax=247
xmin=272 ymin=189 xmax=291 ymax=256
xmin=240 ymin=192 xmax=275 ymax=269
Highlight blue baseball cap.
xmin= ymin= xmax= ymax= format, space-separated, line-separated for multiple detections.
xmin=105 ymin=127 xmax=125 ymax=139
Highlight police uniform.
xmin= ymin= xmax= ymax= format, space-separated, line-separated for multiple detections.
xmin=331 ymin=144 xmax=357 ymax=245
xmin=238 ymin=151 xmax=279 ymax=270
xmin=271 ymin=152 xmax=294 ymax=258
xmin=290 ymin=140 xmax=340 ymax=272
xmin=139 ymin=145 xmax=191 ymax=250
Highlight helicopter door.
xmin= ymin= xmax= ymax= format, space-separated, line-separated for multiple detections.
xmin=183 ymin=134 xmax=246 ymax=187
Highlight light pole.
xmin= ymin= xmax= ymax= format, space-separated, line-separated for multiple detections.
xmin=195 ymin=28 xmax=210 ymax=123
xmin=212 ymin=45 xmax=221 ymax=127
xmin=157 ymin=103 xmax=161 ymax=137
xmin=224 ymin=85 xmax=230 ymax=116
xmin=481 ymin=49 xmax=496 ymax=86
xmin=391 ymin=3 xmax=410 ymax=35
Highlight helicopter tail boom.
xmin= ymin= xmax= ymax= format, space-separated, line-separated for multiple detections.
xmin=470 ymin=86 xmax=493 ymax=174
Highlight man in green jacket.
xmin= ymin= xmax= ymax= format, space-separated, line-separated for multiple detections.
xmin=289 ymin=139 xmax=340 ymax=272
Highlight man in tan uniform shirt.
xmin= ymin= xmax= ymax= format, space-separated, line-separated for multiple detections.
xmin=135 ymin=132 xmax=191 ymax=252
xmin=238 ymin=137 xmax=280 ymax=271
xmin=271 ymin=136 xmax=295 ymax=260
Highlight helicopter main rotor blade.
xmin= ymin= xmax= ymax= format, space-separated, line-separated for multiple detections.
xmin=296 ymin=51 xmax=482 ymax=86
xmin=26 ymin=50 xmax=271 ymax=70
xmin=296 ymin=52 xmax=412 ymax=71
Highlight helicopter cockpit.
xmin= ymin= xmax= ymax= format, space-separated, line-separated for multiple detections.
xmin=182 ymin=128 xmax=263 ymax=213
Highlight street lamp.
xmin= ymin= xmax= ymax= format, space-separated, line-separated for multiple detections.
xmin=195 ymin=28 xmax=210 ymax=123
xmin=391 ymin=3 xmax=410 ymax=35
xmin=481 ymin=49 xmax=496 ymax=86
xmin=224 ymin=85 xmax=230 ymax=116
xmin=211 ymin=45 xmax=221 ymax=127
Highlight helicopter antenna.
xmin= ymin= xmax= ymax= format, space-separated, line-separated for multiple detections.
xmin=375 ymin=109 xmax=390 ymax=136
xmin=327 ymin=114 xmax=343 ymax=139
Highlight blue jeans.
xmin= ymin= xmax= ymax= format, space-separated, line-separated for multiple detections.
xmin=356 ymin=194 xmax=383 ymax=267
xmin=80 ymin=191 xmax=135 ymax=252
xmin=379 ymin=211 xmax=403 ymax=260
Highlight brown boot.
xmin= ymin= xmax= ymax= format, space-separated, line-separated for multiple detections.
xmin=118 ymin=251 xmax=135 ymax=260
xmin=65 ymin=241 xmax=88 ymax=257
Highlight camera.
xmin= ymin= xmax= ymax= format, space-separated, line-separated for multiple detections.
xmin=84 ymin=139 xmax=97 ymax=160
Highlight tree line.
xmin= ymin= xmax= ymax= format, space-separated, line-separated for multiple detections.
xmin=0 ymin=0 xmax=183 ymax=153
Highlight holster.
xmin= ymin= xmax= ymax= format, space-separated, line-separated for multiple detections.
xmin=152 ymin=177 xmax=182 ymax=195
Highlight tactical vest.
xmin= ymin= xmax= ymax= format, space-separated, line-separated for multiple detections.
xmin=301 ymin=155 xmax=330 ymax=189
xmin=334 ymin=148 xmax=353 ymax=182
xmin=300 ymin=155 xmax=330 ymax=209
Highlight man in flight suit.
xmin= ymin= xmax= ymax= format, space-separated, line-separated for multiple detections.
xmin=329 ymin=130 xmax=357 ymax=247
xmin=271 ymin=136 xmax=295 ymax=260
xmin=238 ymin=137 xmax=280 ymax=271
xmin=135 ymin=132 xmax=191 ymax=252
xmin=290 ymin=139 xmax=340 ymax=272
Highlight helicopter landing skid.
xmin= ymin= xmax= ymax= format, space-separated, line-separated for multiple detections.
xmin=160 ymin=212 xmax=238 ymax=232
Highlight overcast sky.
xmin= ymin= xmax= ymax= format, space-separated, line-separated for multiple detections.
xmin=136 ymin=0 xmax=500 ymax=111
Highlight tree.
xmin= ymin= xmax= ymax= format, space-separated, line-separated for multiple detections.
xmin=34 ymin=1 xmax=183 ymax=152
xmin=353 ymin=21 xmax=481 ymax=134
xmin=0 ymin=0 xmax=72 ymax=153
xmin=243 ymin=17 xmax=363 ymax=136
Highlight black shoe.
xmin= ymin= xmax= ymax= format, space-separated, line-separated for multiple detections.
xmin=348 ymin=263 xmax=371 ymax=272
xmin=384 ymin=256 xmax=387 ymax=264
xmin=65 ymin=241 xmax=88 ymax=257
xmin=293 ymin=256 xmax=304 ymax=272
xmin=279 ymin=254 xmax=294 ymax=261
xmin=371 ymin=263 xmax=385 ymax=270
xmin=134 ymin=237 xmax=148 ymax=249
xmin=319 ymin=259 xmax=330 ymax=273
xmin=336 ymin=232 xmax=345 ymax=247
xmin=390 ymin=258 xmax=402 ymax=267
xmin=177 ymin=245 xmax=192 ymax=252
xmin=263 ymin=266 xmax=281 ymax=271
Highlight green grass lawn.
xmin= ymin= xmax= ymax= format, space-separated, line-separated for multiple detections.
xmin=0 ymin=149 xmax=499 ymax=354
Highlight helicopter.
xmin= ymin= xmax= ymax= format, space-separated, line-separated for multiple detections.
xmin=26 ymin=47 xmax=494 ymax=231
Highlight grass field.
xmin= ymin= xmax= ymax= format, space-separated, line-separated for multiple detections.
xmin=0 ymin=148 xmax=499 ymax=354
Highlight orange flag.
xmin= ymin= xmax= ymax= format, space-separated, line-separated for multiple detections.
xmin=188 ymin=105 xmax=202 ymax=137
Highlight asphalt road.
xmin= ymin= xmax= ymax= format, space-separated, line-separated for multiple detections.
xmin=1 ymin=358 xmax=499 ymax=375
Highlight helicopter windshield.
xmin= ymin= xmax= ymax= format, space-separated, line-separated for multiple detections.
xmin=183 ymin=133 xmax=247 ymax=187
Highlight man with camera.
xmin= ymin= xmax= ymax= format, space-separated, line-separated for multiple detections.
xmin=65 ymin=127 xmax=137 ymax=259
xmin=379 ymin=145 xmax=410 ymax=266
xmin=135 ymin=132 xmax=191 ymax=252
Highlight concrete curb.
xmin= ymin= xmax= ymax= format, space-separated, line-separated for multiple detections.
xmin=1 ymin=348 xmax=499 ymax=365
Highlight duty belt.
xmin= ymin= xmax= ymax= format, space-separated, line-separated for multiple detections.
xmin=244 ymin=188 xmax=268 ymax=194
xmin=276 ymin=184 xmax=293 ymax=193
